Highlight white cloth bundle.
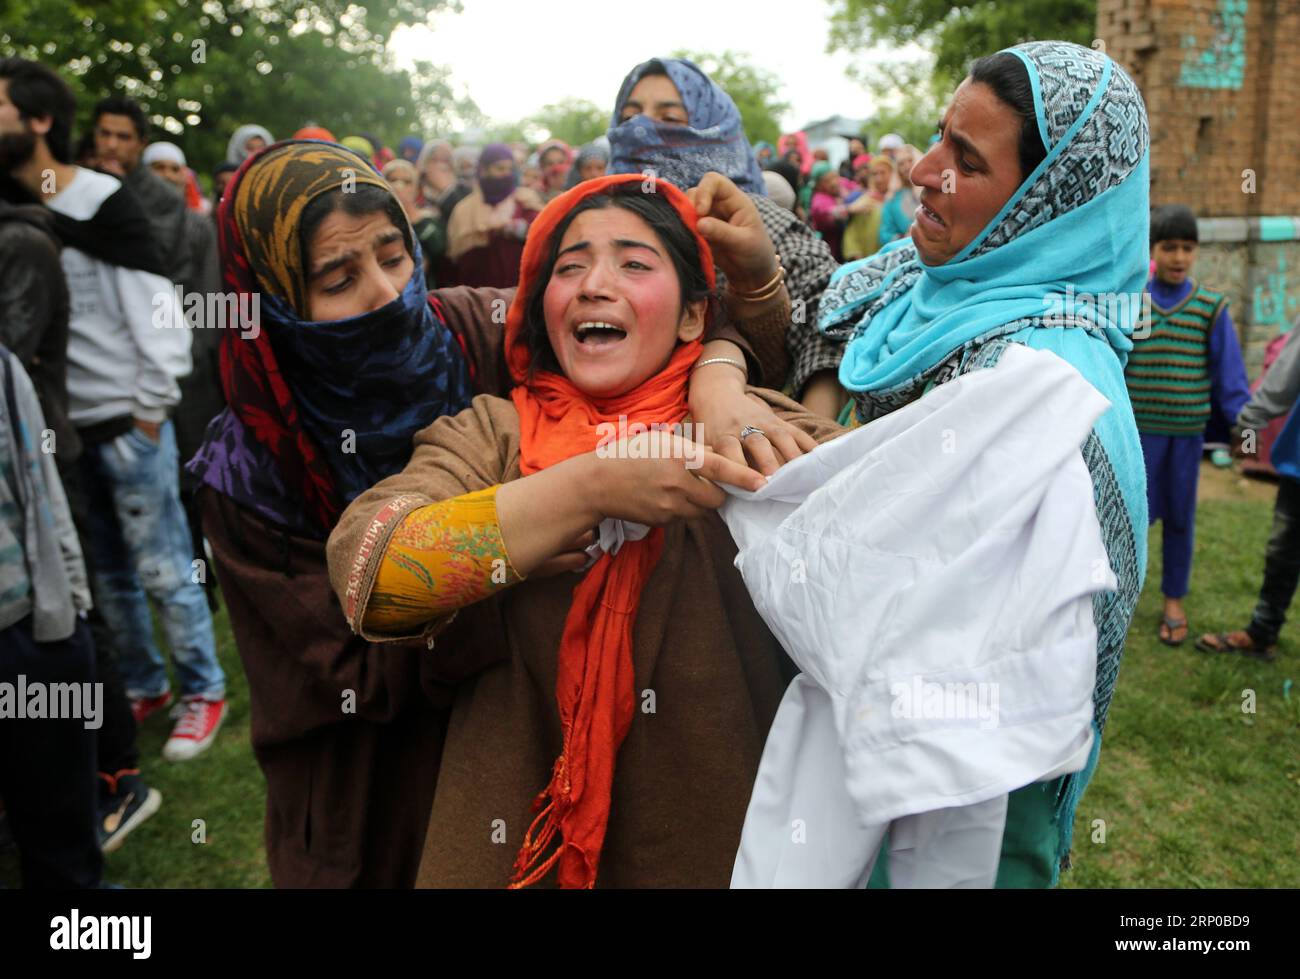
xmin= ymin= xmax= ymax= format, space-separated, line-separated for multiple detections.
xmin=723 ymin=344 xmax=1116 ymax=888
xmin=581 ymin=518 xmax=650 ymax=570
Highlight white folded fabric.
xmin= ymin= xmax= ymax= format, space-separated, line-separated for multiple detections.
xmin=582 ymin=518 xmax=650 ymax=570
xmin=724 ymin=344 xmax=1116 ymax=888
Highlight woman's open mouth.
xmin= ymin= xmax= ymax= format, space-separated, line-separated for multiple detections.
xmin=916 ymin=199 xmax=946 ymax=230
xmin=574 ymin=321 xmax=628 ymax=347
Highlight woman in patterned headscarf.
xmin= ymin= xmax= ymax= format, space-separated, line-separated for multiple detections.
xmin=186 ymin=140 xmax=489 ymax=887
xmin=608 ymin=57 xmax=765 ymax=196
xmin=607 ymin=56 xmax=849 ymax=421
xmin=758 ymin=41 xmax=1151 ymax=888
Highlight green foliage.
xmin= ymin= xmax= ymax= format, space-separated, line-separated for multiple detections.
xmin=858 ymin=59 xmax=947 ymax=150
xmin=670 ymin=50 xmax=789 ymax=145
xmin=826 ymin=0 xmax=1097 ymax=91
xmin=528 ymin=98 xmax=607 ymax=148
xmin=0 ymin=0 xmax=478 ymax=180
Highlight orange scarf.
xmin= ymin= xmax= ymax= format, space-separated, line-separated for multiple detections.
xmin=503 ymin=174 xmax=713 ymax=888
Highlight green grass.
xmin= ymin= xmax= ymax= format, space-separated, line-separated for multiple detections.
xmin=94 ymin=607 xmax=273 ymax=888
xmin=1064 ymin=467 xmax=1300 ymax=887
xmin=4 ymin=464 xmax=1297 ymax=887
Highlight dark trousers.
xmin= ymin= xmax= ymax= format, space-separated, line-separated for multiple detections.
xmin=1247 ymin=477 xmax=1300 ymax=646
xmin=58 ymin=458 xmax=139 ymax=777
xmin=1140 ymin=432 xmax=1201 ymax=599
xmin=0 ymin=616 xmax=102 ymax=888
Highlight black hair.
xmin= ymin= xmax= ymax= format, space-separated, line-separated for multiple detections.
xmin=212 ymin=161 xmax=239 ymax=178
xmin=91 ymin=95 xmax=148 ymax=140
xmin=1149 ymin=203 xmax=1199 ymax=245
xmin=968 ymin=52 xmax=1048 ymax=181
xmin=298 ymin=183 xmax=412 ymax=270
xmin=73 ymin=129 xmax=96 ymax=165
xmin=0 ymin=57 xmax=77 ymax=163
xmin=768 ymin=159 xmax=801 ymax=191
xmin=521 ymin=182 xmax=716 ymax=376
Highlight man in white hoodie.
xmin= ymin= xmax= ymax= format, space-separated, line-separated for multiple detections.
xmin=0 ymin=58 xmax=226 ymax=763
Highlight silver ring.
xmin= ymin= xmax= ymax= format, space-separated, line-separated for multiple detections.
xmin=738 ymin=426 xmax=767 ymax=441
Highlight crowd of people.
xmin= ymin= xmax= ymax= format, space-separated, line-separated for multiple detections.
xmin=0 ymin=42 xmax=1293 ymax=891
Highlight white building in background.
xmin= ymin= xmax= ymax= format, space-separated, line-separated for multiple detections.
xmin=797 ymin=114 xmax=870 ymax=169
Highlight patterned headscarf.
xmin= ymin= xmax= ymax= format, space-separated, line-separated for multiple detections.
xmin=187 ymin=140 xmax=472 ymax=535
xmin=819 ymin=41 xmax=1150 ymax=419
xmin=607 ymin=57 xmax=766 ymax=195
xmin=817 ymin=41 xmax=1152 ymax=873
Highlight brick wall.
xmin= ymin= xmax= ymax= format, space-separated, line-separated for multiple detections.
xmin=1097 ymin=0 xmax=1298 ymax=216
xmin=1097 ymin=0 xmax=1300 ymax=377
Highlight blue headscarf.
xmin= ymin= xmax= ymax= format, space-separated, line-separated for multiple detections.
xmin=817 ymin=41 xmax=1151 ymax=880
xmin=399 ymin=135 xmax=424 ymax=162
xmin=607 ymin=57 xmax=767 ymax=195
xmin=821 ymin=42 xmax=1149 ymax=407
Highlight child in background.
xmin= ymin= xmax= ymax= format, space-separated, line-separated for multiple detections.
xmin=807 ymin=162 xmax=849 ymax=262
xmin=1125 ymin=204 xmax=1251 ymax=645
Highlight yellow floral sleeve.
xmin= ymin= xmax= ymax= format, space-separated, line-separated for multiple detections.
xmin=363 ymin=486 xmax=523 ymax=634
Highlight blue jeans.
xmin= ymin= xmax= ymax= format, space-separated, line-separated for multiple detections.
xmin=77 ymin=420 xmax=224 ymax=701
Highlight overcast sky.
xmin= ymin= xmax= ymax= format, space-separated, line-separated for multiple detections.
xmin=390 ymin=0 xmax=922 ymax=133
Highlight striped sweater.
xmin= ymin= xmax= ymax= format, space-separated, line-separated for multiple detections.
xmin=1125 ymin=280 xmax=1227 ymax=436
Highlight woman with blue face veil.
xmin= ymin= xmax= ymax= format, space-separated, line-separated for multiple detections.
xmin=731 ymin=41 xmax=1151 ymax=888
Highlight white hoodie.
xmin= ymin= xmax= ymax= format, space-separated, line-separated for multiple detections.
xmin=46 ymin=167 xmax=190 ymax=427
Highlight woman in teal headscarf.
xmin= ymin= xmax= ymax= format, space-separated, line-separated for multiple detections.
xmin=814 ymin=40 xmax=1150 ymax=886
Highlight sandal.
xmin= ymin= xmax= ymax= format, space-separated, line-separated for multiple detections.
xmin=1158 ymin=616 xmax=1188 ymax=647
xmin=1194 ymin=631 xmax=1277 ymax=662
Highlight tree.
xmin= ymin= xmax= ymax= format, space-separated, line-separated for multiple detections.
xmin=528 ymin=98 xmax=607 ymax=148
xmin=0 ymin=0 xmax=478 ymax=180
xmin=670 ymin=50 xmax=789 ymax=145
xmin=826 ymin=0 xmax=1097 ymax=92
xmin=858 ymin=59 xmax=947 ymax=150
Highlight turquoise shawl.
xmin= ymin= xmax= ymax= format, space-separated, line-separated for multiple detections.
xmin=817 ymin=41 xmax=1151 ymax=881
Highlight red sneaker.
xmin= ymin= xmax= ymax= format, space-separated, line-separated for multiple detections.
xmin=162 ymin=697 xmax=227 ymax=761
xmin=129 ymin=691 xmax=174 ymax=727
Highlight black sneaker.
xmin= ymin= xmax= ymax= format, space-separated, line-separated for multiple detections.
xmin=98 ymin=771 xmax=162 ymax=854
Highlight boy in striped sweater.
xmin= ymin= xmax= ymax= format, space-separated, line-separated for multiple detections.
xmin=1126 ymin=205 xmax=1251 ymax=645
